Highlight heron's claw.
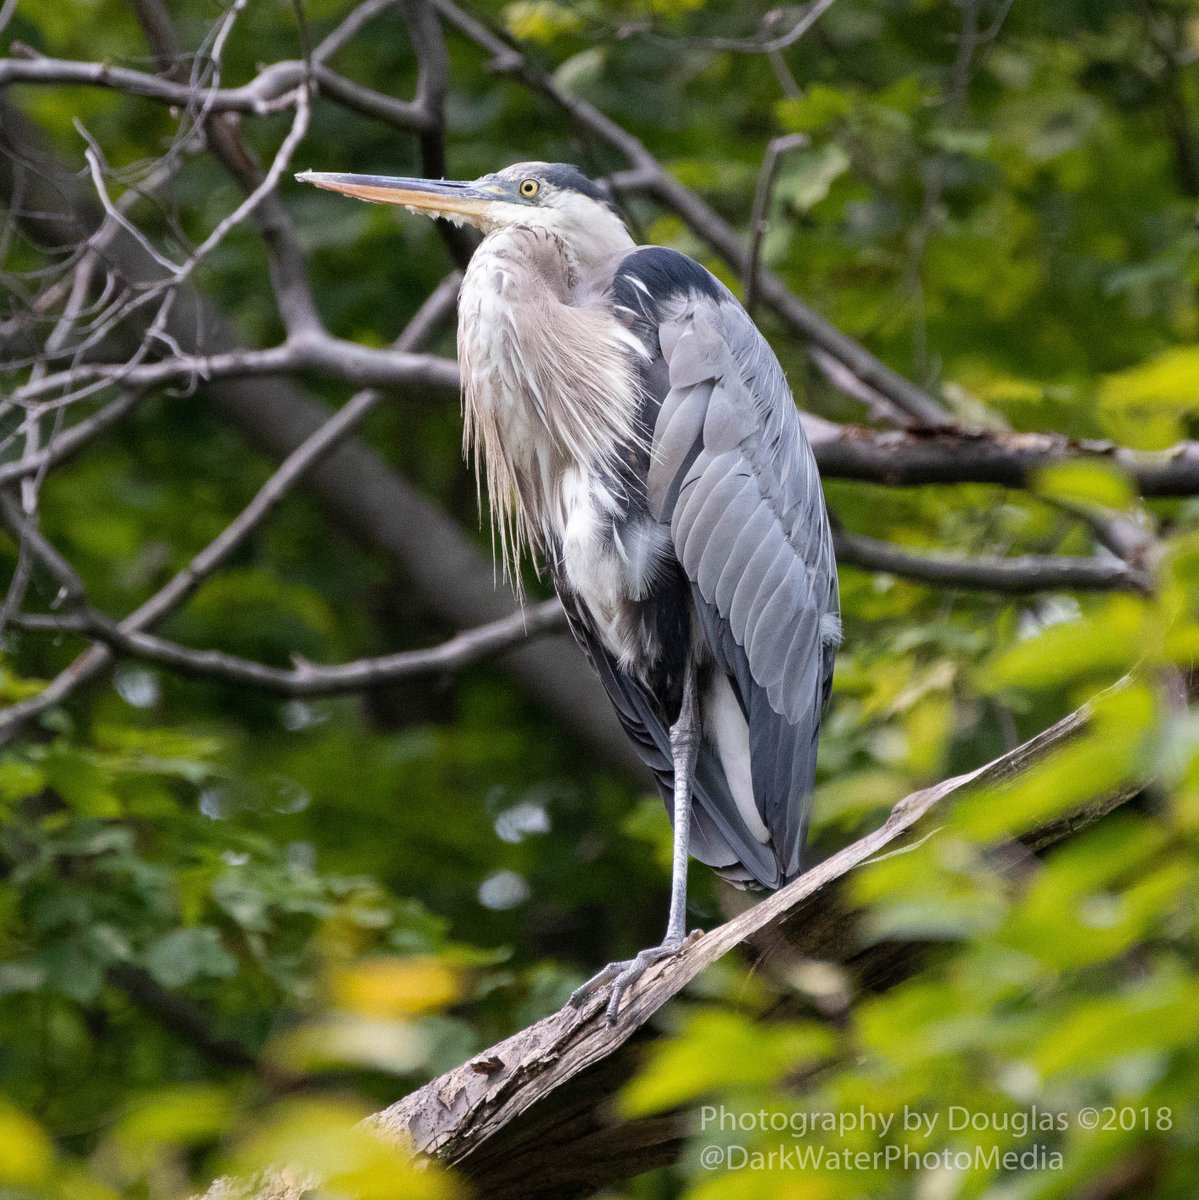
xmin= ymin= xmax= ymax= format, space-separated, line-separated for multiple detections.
xmin=568 ymin=942 xmax=681 ymax=1023
xmin=569 ymin=930 xmax=702 ymax=1024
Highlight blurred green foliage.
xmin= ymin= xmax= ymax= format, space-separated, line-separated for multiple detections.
xmin=1 ymin=0 xmax=1198 ymax=1195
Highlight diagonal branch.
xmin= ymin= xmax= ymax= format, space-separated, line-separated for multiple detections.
xmin=199 ymin=693 xmax=1138 ymax=1200
xmin=378 ymin=697 xmax=1108 ymax=1166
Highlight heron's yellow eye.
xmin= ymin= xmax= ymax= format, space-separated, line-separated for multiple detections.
xmin=519 ymin=178 xmax=540 ymax=198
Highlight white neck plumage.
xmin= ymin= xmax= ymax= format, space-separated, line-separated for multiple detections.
xmin=456 ymin=224 xmax=645 ymax=583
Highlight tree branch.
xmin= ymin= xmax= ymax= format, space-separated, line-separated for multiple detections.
xmin=833 ymin=530 xmax=1148 ymax=593
xmin=7 ymin=527 xmax=1139 ymax=704
xmin=0 ymin=51 xmax=433 ymax=129
xmin=743 ymin=132 xmax=807 ymax=314
xmin=15 ymin=600 xmax=567 ymax=696
xmin=108 ymin=964 xmax=258 ymax=1072
xmin=802 ymin=416 xmax=1199 ymax=497
xmin=3 ymin=336 xmax=460 ymax=413
xmin=199 ymin=695 xmax=1138 ymax=1200
xmin=401 ymin=0 xmax=477 ymax=268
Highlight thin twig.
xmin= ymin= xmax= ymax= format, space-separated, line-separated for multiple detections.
xmin=3 ymin=337 xmax=459 ymax=413
xmin=744 ymin=133 xmax=807 ymax=314
xmin=666 ymin=0 xmax=843 ymax=53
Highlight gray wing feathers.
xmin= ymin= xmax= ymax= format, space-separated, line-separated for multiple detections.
xmin=648 ymin=383 xmax=710 ymax=517
xmin=647 ymin=287 xmax=838 ymax=883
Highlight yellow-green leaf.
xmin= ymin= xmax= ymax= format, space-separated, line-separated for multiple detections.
xmin=1100 ymin=346 xmax=1199 ymax=413
xmin=0 ymin=1101 xmax=53 ymax=1186
xmin=1033 ymin=460 xmax=1135 ymax=512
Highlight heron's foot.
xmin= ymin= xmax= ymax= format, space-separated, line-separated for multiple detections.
xmin=569 ymin=930 xmax=702 ymax=1024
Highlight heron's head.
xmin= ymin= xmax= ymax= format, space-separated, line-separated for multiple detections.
xmin=297 ymin=161 xmax=633 ymax=265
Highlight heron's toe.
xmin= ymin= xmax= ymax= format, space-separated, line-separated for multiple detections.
xmin=566 ymin=937 xmax=690 ymax=1023
xmin=567 ymin=960 xmax=626 ymax=1011
xmin=602 ymin=941 xmax=686 ymax=1023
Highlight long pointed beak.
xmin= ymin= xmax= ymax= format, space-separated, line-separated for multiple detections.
xmin=295 ymin=171 xmax=494 ymax=219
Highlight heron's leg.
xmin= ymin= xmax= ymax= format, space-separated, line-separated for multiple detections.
xmin=662 ymin=654 xmax=699 ymax=944
xmin=570 ymin=656 xmax=700 ymax=1024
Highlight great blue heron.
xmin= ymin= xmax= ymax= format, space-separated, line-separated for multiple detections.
xmin=297 ymin=162 xmax=840 ymax=1021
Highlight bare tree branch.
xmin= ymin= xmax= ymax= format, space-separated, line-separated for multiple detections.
xmin=12 ymin=364 xmax=1199 ymax=502
xmin=801 ymin=416 xmax=1199 ymax=497
xmin=0 ymin=52 xmax=432 ymax=129
xmin=807 ymin=345 xmax=919 ymax=427
xmin=15 ymin=600 xmax=568 ymax=696
xmin=657 ymin=0 xmax=844 ymax=54
xmin=11 ymin=527 xmax=1143 ymax=703
xmin=743 ymin=133 xmax=807 ymax=314
xmin=313 ymin=0 xmax=399 ymax=62
xmin=833 ymin=530 xmax=1148 ymax=593
xmin=4 ymin=338 xmax=459 ymax=414
xmin=401 ymin=0 xmax=477 ymax=268
xmin=6 ymin=518 xmax=1139 ymax=708
xmin=0 ymin=476 xmax=565 ymax=701
xmin=108 ymin=964 xmax=258 ymax=1072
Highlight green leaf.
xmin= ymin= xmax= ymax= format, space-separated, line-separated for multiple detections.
xmin=1034 ymin=460 xmax=1135 ymax=511
xmin=232 ymin=1099 xmax=456 ymax=1200
xmin=926 ymin=127 xmax=991 ymax=156
xmin=0 ymin=964 xmax=47 ymax=997
xmin=775 ymin=144 xmax=851 ymax=213
xmin=1100 ymin=347 xmax=1199 ymax=414
xmin=503 ymin=1 xmax=582 ymax=42
xmin=266 ymin=1015 xmax=430 ymax=1075
xmin=142 ymin=928 xmax=237 ymax=988
xmin=0 ymin=757 xmax=45 ymax=804
xmin=952 ymin=730 xmax=1139 ymax=841
xmin=38 ymin=940 xmax=106 ymax=1003
xmin=114 ymin=1084 xmax=235 ymax=1151
xmin=983 ymin=596 xmax=1148 ymax=692
xmin=42 ymin=745 xmax=121 ymax=817
xmin=775 ymin=85 xmax=853 ymax=134
xmin=0 ymin=1101 xmax=53 ymax=1186
xmin=620 ymin=1010 xmax=833 ymax=1116
xmin=0 ymin=666 xmax=47 ymax=703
